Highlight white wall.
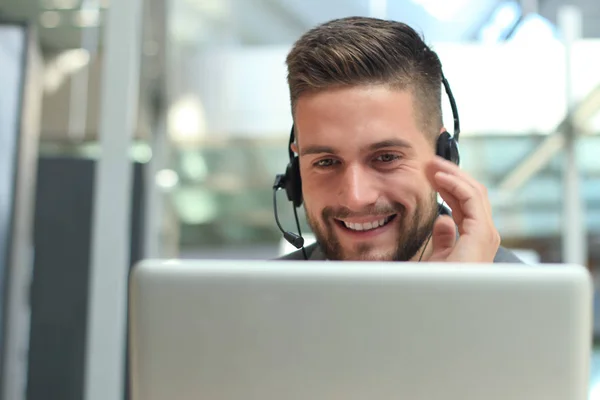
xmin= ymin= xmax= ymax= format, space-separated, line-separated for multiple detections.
xmin=169 ymin=39 xmax=600 ymax=139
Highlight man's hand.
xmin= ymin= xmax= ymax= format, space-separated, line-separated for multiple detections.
xmin=423 ymin=156 xmax=501 ymax=263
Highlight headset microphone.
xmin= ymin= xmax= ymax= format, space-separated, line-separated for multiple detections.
xmin=273 ymin=175 xmax=305 ymax=250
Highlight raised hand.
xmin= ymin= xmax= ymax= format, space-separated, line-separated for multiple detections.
xmin=424 ymin=156 xmax=501 ymax=263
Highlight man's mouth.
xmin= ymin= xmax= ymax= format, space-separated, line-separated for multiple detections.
xmin=335 ymin=214 xmax=397 ymax=232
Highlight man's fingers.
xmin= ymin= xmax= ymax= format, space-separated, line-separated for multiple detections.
xmin=427 ymin=157 xmax=492 ymax=214
xmin=428 ymin=157 xmax=481 ymax=189
xmin=428 ymin=215 xmax=457 ymax=261
xmin=436 ymin=187 xmax=463 ymax=225
xmin=433 ymin=171 xmax=487 ymax=223
xmin=424 ymin=155 xmax=501 ymax=262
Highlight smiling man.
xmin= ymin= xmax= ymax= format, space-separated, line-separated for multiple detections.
xmin=276 ymin=16 xmax=522 ymax=263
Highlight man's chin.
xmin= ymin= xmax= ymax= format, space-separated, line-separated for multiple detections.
xmin=342 ymin=254 xmax=395 ymax=262
xmin=334 ymin=246 xmax=397 ymax=262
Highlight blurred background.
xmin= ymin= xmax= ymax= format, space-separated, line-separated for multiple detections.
xmin=0 ymin=0 xmax=599 ymax=399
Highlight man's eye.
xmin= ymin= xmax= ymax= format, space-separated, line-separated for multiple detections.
xmin=375 ymin=154 xmax=400 ymax=163
xmin=315 ymin=159 xmax=336 ymax=168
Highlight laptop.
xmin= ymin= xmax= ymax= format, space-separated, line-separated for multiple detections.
xmin=128 ymin=260 xmax=593 ymax=400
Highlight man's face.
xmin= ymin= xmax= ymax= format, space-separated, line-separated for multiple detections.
xmin=293 ymin=84 xmax=439 ymax=261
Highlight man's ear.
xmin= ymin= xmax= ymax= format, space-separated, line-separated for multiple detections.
xmin=291 ymin=142 xmax=298 ymax=154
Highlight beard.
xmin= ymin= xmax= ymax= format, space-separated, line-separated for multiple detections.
xmin=305 ymin=193 xmax=439 ymax=261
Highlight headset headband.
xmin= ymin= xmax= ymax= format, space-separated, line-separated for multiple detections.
xmin=289 ymin=72 xmax=460 ymax=159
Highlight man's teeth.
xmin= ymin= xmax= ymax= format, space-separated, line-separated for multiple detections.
xmin=343 ymin=216 xmax=393 ymax=231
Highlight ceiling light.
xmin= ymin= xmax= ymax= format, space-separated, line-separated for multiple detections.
xmin=42 ymin=0 xmax=78 ymax=10
xmin=56 ymin=48 xmax=90 ymax=71
xmin=40 ymin=11 xmax=61 ymax=28
xmin=73 ymin=9 xmax=100 ymax=27
xmin=130 ymin=144 xmax=153 ymax=164
xmin=173 ymin=188 xmax=218 ymax=225
xmin=168 ymin=95 xmax=206 ymax=146
xmin=155 ymin=169 xmax=179 ymax=190
xmin=56 ymin=0 xmax=79 ymax=9
xmin=181 ymin=152 xmax=208 ymax=181
xmin=44 ymin=49 xmax=91 ymax=93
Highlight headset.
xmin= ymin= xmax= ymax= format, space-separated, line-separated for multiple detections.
xmin=273 ymin=70 xmax=461 ymax=260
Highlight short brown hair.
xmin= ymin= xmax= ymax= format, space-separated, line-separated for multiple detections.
xmin=286 ymin=16 xmax=443 ymax=140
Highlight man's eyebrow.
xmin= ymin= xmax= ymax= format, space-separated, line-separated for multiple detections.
xmin=299 ymin=139 xmax=412 ymax=156
xmin=299 ymin=145 xmax=337 ymax=156
xmin=368 ymin=139 xmax=413 ymax=151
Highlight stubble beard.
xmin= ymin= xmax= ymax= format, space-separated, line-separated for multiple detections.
xmin=305 ymin=193 xmax=439 ymax=261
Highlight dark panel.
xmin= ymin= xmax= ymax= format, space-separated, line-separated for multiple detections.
xmin=27 ymin=157 xmax=94 ymax=400
xmin=27 ymin=156 xmax=144 ymax=400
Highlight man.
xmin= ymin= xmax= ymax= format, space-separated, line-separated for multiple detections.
xmin=277 ymin=16 xmax=522 ymax=263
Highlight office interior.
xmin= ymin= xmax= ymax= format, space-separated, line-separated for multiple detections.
xmin=0 ymin=0 xmax=599 ymax=398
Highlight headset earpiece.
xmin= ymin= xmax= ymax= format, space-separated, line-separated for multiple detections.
xmin=284 ymin=156 xmax=303 ymax=208
xmin=273 ymin=126 xmax=307 ymax=258
xmin=439 ymin=72 xmax=460 ymax=166
xmin=436 ymin=130 xmax=460 ymax=166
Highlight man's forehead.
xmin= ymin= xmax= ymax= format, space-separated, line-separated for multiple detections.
xmin=292 ymin=85 xmax=427 ymax=153
xmin=293 ymin=119 xmax=420 ymax=150
xmin=294 ymin=87 xmax=417 ymax=125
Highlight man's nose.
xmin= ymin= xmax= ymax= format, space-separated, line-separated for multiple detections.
xmin=337 ymin=165 xmax=379 ymax=211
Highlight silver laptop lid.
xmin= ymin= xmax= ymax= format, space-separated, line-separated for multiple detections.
xmin=129 ymin=260 xmax=592 ymax=400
